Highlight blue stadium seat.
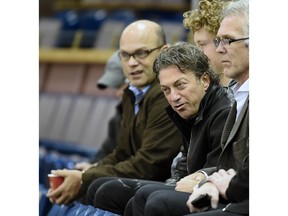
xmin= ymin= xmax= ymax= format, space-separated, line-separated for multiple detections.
xmin=39 ymin=147 xmax=46 ymax=185
xmin=47 ymin=203 xmax=73 ymax=216
xmin=46 ymin=202 xmax=96 ymax=216
xmin=39 ymin=139 xmax=96 ymax=159
xmin=108 ymin=10 xmax=136 ymax=25
xmin=78 ymin=10 xmax=108 ymax=48
xmin=52 ymin=10 xmax=80 ymax=47
xmin=39 ymin=184 xmax=53 ymax=216
xmin=54 ymin=10 xmax=80 ymax=30
xmin=79 ymin=10 xmax=107 ymax=31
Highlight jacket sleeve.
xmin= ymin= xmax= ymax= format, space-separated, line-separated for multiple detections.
xmin=165 ymin=145 xmax=188 ymax=186
xmin=226 ymin=155 xmax=249 ymax=202
xmin=199 ymin=166 xmax=217 ymax=176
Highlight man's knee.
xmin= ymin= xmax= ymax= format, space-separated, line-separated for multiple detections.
xmin=145 ymin=191 xmax=167 ymax=215
xmin=86 ymin=177 xmax=118 ymax=205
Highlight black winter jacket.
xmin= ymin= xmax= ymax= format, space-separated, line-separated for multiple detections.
xmin=165 ymin=83 xmax=233 ymax=184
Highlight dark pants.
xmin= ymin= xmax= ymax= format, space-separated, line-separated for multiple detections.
xmin=184 ymin=209 xmax=248 ymax=216
xmin=130 ymin=184 xmax=190 ymax=216
xmin=85 ymin=176 xmax=165 ymax=215
xmin=85 ymin=176 xmax=118 ymax=205
xmin=131 ymin=185 xmax=247 ymax=216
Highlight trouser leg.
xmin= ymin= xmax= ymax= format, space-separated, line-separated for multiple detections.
xmin=94 ymin=178 xmax=160 ymax=215
xmin=123 ymin=197 xmax=134 ymax=216
xmin=85 ymin=176 xmax=119 ymax=205
xmin=131 ymin=183 xmax=174 ymax=216
xmin=183 ymin=204 xmax=242 ymax=216
xmin=144 ymin=190 xmax=191 ymax=216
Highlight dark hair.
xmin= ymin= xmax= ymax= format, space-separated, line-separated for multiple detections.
xmin=153 ymin=42 xmax=219 ymax=83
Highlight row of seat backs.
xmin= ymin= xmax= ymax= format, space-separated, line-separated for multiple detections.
xmin=40 ymin=9 xmax=188 ymax=48
xmin=39 ymin=63 xmax=118 ymax=97
xmin=40 ymin=93 xmax=119 ymax=149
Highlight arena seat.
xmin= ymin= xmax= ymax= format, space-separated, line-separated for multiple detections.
xmin=39 ymin=184 xmax=53 ymax=216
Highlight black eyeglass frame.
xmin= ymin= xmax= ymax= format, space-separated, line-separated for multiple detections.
xmin=118 ymin=45 xmax=164 ymax=61
xmin=213 ymin=37 xmax=249 ymax=47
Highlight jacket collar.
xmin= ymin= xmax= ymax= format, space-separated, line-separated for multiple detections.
xmin=124 ymin=79 xmax=158 ymax=105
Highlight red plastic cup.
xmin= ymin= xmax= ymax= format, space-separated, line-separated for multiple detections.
xmin=48 ymin=174 xmax=64 ymax=191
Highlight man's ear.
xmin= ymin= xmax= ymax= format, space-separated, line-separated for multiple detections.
xmin=201 ymin=73 xmax=210 ymax=91
xmin=160 ymin=44 xmax=169 ymax=50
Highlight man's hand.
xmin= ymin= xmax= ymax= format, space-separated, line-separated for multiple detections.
xmin=46 ymin=169 xmax=82 ymax=205
xmin=175 ymin=172 xmax=206 ymax=192
xmin=186 ymin=182 xmax=219 ymax=213
xmin=207 ymin=169 xmax=236 ymax=200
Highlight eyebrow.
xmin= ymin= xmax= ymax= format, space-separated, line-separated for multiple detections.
xmin=216 ymin=33 xmax=233 ymax=39
xmin=160 ymin=78 xmax=187 ymax=88
xmin=174 ymin=78 xmax=187 ymax=85
xmin=195 ymin=39 xmax=208 ymax=43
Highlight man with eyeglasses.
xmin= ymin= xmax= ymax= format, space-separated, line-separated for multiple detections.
xmin=186 ymin=0 xmax=249 ymax=215
xmin=46 ymin=20 xmax=182 ymax=206
xmin=124 ymin=0 xmax=249 ymax=215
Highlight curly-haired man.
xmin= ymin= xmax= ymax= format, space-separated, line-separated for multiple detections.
xmin=183 ymin=0 xmax=230 ymax=86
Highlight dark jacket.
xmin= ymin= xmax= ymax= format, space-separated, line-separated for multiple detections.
xmin=221 ymin=97 xmax=249 ymax=215
xmin=201 ymin=92 xmax=249 ymax=215
xmin=165 ymin=83 xmax=232 ymax=185
xmin=81 ymin=80 xmax=182 ymax=193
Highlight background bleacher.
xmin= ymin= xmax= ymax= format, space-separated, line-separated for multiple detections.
xmin=39 ymin=0 xmax=194 ymax=215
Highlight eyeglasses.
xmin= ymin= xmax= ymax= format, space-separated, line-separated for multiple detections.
xmin=213 ymin=37 xmax=249 ymax=48
xmin=118 ymin=45 xmax=164 ymax=61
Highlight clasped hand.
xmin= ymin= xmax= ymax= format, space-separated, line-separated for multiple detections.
xmin=175 ymin=172 xmax=206 ymax=193
xmin=46 ymin=169 xmax=82 ymax=205
xmin=186 ymin=169 xmax=236 ymax=213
